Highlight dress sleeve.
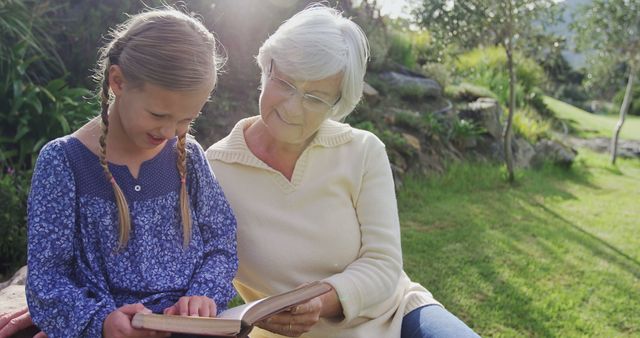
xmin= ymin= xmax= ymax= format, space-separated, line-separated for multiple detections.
xmin=26 ymin=140 xmax=116 ymax=338
xmin=323 ymin=134 xmax=403 ymax=322
xmin=185 ymin=142 xmax=238 ymax=313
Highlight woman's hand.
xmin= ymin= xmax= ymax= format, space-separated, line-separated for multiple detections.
xmin=0 ymin=307 xmax=47 ymax=338
xmin=103 ymin=303 xmax=169 ymax=338
xmin=256 ymin=297 xmax=323 ymax=337
xmin=163 ymin=296 xmax=217 ymax=317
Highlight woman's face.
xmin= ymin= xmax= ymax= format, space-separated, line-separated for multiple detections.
xmin=259 ymin=63 xmax=342 ymax=145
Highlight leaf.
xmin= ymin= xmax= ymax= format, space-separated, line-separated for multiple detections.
xmin=32 ymin=138 xmax=47 ymax=153
xmin=54 ymin=114 xmax=70 ymax=134
xmin=13 ymin=124 xmax=29 ymax=141
xmin=27 ymin=97 xmax=43 ymax=114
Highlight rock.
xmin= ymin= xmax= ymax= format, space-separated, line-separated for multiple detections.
xmin=0 ymin=266 xmax=28 ymax=314
xmin=363 ymin=81 xmax=379 ymax=97
xmin=532 ymin=140 xmax=577 ymax=168
xmin=0 ymin=265 xmax=27 ymax=290
xmin=513 ymin=137 xmax=536 ymax=169
xmin=458 ymin=98 xmax=503 ymax=139
xmin=0 ymin=285 xmax=27 ymax=313
xmin=565 ymin=136 xmax=640 ymax=159
xmin=380 ymin=71 xmax=442 ymax=99
xmin=402 ymin=133 xmax=422 ymax=152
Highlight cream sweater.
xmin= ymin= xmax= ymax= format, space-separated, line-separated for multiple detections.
xmin=206 ymin=117 xmax=439 ymax=338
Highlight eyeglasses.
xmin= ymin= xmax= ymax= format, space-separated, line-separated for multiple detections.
xmin=268 ymin=61 xmax=341 ymax=114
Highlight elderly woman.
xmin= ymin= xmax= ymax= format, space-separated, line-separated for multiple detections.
xmin=205 ymin=5 xmax=479 ymax=338
xmin=0 ymin=5 xmax=479 ymax=338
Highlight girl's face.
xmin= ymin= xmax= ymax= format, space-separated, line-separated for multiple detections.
xmin=259 ymin=63 xmax=342 ymax=146
xmin=109 ymin=66 xmax=212 ymax=151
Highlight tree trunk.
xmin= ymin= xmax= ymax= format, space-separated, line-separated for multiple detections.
xmin=503 ymin=46 xmax=516 ymax=182
xmin=610 ymin=65 xmax=635 ymax=165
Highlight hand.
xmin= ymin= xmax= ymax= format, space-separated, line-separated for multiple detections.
xmin=256 ymin=297 xmax=323 ymax=337
xmin=162 ymin=296 xmax=217 ymax=317
xmin=103 ymin=303 xmax=169 ymax=338
xmin=0 ymin=307 xmax=46 ymax=338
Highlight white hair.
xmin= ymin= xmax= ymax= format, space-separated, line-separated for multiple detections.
xmin=256 ymin=4 xmax=369 ymax=121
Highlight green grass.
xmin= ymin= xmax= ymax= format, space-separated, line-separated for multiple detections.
xmin=544 ymin=96 xmax=640 ymax=140
xmin=398 ymin=151 xmax=640 ymax=337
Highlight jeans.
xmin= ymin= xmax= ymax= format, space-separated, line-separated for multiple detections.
xmin=401 ymin=304 xmax=481 ymax=338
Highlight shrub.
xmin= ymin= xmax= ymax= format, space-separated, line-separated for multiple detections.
xmin=450 ymin=118 xmax=485 ymax=141
xmin=0 ymin=169 xmax=30 ymax=275
xmin=527 ymin=89 xmax=555 ymax=118
xmin=611 ymin=83 xmax=640 ymax=116
xmin=0 ymin=40 xmax=97 ymax=173
xmin=512 ymin=108 xmax=551 ymax=143
xmin=421 ymin=62 xmax=451 ymax=89
xmin=393 ymin=110 xmax=447 ymax=138
xmin=454 ymin=47 xmax=546 ymax=108
xmin=387 ymin=29 xmax=416 ymax=68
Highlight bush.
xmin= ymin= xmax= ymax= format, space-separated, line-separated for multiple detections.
xmin=454 ymin=47 xmax=546 ymax=108
xmin=611 ymin=83 xmax=640 ymax=116
xmin=450 ymin=118 xmax=485 ymax=143
xmin=1 ymin=37 xmax=97 ymax=173
xmin=527 ymin=89 xmax=555 ymax=118
xmin=387 ymin=29 xmax=416 ymax=68
xmin=393 ymin=110 xmax=447 ymax=138
xmin=512 ymin=108 xmax=551 ymax=143
xmin=421 ymin=62 xmax=451 ymax=89
xmin=0 ymin=169 xmax=30 ymax=275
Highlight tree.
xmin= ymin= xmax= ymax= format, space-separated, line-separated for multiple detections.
xmin=572 ymin=0 xmax=640 ymax=165
xmin=414 ymin=0 xmax=561 ymax=182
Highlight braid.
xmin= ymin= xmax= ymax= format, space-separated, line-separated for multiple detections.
xmin=98 ymin=69 xmax=132 ymax=250
xmin=177 ymin=133 xmax=192 ymax=248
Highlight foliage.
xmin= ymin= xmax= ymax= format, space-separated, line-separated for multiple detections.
xmin=387 ymin=29 xmax=416 ymax=68
xmin=0 ymin=170 xmax=30 ymax=275
xmin=0 ymin=0 xmax=65 ymax=82
xmin=612 ymin=83 xmax=640 ymax=116
xmin=511 ymin=108 xmax=551 ymax=143
xmin=421 ymin=62 xmax=450 ymax=89
xmin=394 ymin=110 xmax=446 ymax=137
xmin=414 ymin=1 xmax=562 ymax=53
xmin=571 ymin=0 xmax=640 ymax=74
xmin=450 ymin=118 xmax=485 ymax=145
xmin=350 ymin=1 xmax=390 ymax=70
xmin=1 ymin=23 xmax=97 ymax=174
xmin=0 ymin=0 xmax=97 ymax=274
xmin=454 ymin=47 xmax=546 ymax=107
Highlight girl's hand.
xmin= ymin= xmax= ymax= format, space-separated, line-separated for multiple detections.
xmin=163 ymin=296 xmax=217 ymax=317
xmin=256 ymin=297 xmax=323 ymax=337
xmin=103 ymin=303 xmax=169 ymax=338
xmin=0 ymin=307 xmax=47 ymax=338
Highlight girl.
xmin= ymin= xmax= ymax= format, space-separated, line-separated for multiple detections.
xmin=25 ymin=8 xmax=237 ymax=338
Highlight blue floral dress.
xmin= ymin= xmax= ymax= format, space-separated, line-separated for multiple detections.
xmin=26 ymin=136 xmax=238 ymax=338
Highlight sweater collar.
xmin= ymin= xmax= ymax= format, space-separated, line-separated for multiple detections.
xmin=206 ymin=116 xmax=353 ymax=165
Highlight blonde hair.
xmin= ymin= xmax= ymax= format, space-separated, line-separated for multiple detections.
xmin=94 ymin=8 xmax=220 ymax=249
xmin=256 ymin=4 xmax=369 ymax=121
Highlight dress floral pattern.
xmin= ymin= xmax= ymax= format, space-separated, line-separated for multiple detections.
xmin=26 ymin=136 xmax=238 ymax=338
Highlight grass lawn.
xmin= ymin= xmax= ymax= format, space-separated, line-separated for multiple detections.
xmin=544 ymin=96 xmax=640 ymax=140
xmin=398 ymin=150 xmax=640 ymax=337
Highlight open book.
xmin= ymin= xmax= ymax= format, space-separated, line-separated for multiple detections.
xmin=131 ymin=281 xmax=332 ymax=337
